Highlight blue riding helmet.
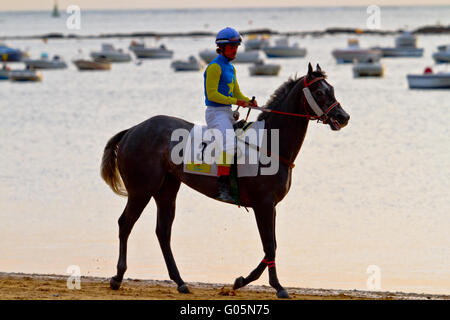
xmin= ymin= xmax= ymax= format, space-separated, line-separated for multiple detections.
xmin=215 ymin=27 xmax=242 ymax=45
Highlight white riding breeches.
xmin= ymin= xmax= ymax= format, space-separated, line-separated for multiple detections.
xmin=205 ymin=106 xmax=235 ymax=159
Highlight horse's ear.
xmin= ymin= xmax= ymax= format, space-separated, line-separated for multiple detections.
xmin=307 ymin=62 xmax=313 ymax=75
xmin=316 ymin=63 xmax=322 ymax=72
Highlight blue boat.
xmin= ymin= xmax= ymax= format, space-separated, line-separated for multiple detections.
xmin=0 ymin=70 xmax=9 ymax=80
xmin=0 ymin=43 xmax=23 ymax=62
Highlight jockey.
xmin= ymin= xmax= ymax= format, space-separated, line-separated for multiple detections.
xmin=204 ymin=27 xmax=257 ymax=201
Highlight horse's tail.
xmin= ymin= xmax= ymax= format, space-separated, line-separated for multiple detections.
xmin=100 ymin=129 xmax=129 ymax=197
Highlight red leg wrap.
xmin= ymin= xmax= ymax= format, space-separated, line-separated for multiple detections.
xmin=262 ymin=258 xmax=276 ymax=269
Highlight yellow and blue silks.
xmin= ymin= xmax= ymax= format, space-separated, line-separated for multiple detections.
xmin=204 ymin=54 xmax=249 ymax=107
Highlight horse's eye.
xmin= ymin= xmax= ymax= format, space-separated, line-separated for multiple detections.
xmin=317 ymin=91 xmax=323 ymax=96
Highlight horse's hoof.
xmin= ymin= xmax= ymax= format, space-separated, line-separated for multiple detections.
xmin=276 ymin=289 xmax=290 ymax=299
xmin=177 ymin=284 xmax=190 ymax=294
xmin=110 ymin=277 xmax=122 ymax=290
xmin=233 ymin=276 xmax=245 ymax=290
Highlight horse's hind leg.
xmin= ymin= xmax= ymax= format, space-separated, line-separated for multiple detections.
xmin=110 ymin=193 xmax=151 ymax=290
xmin=154 ymin=173 xmax=190 ymax=293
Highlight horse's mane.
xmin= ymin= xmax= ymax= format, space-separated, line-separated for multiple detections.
xmin=257 ymin=70 xmax=327 ymax=121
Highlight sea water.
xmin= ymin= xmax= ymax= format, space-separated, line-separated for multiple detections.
xmin=0 ymin=6 xmax=449 ymax=295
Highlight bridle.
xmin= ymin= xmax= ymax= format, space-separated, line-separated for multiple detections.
xmin=241 ymin=76 xmax=341 ymax=124
xmin=237 ymin=75 xmax=342 ymax=170
xmin=302 ymin=76 xmax=340 ymax=124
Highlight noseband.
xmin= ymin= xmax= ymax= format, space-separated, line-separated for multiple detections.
xmin=302 ymin=76 xmax=340 ymax=123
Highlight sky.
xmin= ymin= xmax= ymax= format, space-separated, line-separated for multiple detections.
xmin=1 ymin=0 xmax=449 ymax=11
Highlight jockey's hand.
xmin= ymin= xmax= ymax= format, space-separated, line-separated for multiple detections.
xmin=236 ymin=99 xmax=248 ymax=107
xmin=249 ymin=98 xmax=258 ymax=107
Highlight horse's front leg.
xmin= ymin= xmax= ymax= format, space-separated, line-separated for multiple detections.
xmin=234 ymin=204 xmax=289 ymax=299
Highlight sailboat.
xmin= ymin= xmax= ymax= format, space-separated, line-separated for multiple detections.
xmin=52 ymin=1 xmax=60 ymax=18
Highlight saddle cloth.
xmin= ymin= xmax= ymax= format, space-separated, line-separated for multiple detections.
xmin=183 ymin=120 xmax=266 ymax=177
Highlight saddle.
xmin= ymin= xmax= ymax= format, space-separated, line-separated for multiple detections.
xmin=182 ymin=119 xmax=266 ymax=205
xmin=183 ymin=120 xmax=265 ymax=176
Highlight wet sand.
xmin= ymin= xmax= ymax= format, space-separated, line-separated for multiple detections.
xmin=1 ymin=272 xmax=448 ymax=300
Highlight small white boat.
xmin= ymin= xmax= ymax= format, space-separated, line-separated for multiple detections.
xmin=262 ymin=38 xmax=307 ymax=58
xmin=197 ymin=49 xmax=216 ymax=63
xmin=234 ymin=50 xmax=265 ymax=63
xmin=376 ymin=47 xmax=424 ymax=57
xmin=244 ymin=34 xmax=270 ymax=51
xmin=372 ymin=31 xmax=424 ymax=57
xmin=332 ymin=39 xmax=381 ymax=63
xmin=171 ymin=55 xmax=202 ymax=71
xmin=198 ymin=49 xmax=264 ymax=64
xmin=249 ymin=60 xmax=281 ymax=76
xmin=395 ymin=31 xmax=417 ymax=47
xmin=129 ymin=41 xmax=173 ymax=59
xmin=432 ymin=45 xmax=450 ymax=63
xmin=353 ymin=60 xmax=384 ymax=77
xmin=407 ymin=68 xmax=450 ymax=89
xmin=9 ymin=69 xmax=43 ymax=82
xmin=90 ymin=43 xmax=131 ymax=62
xmin=23 ymin=52 xmax=67 ymax=69
xmin=73 ymin=59 xmax=111 ymax=71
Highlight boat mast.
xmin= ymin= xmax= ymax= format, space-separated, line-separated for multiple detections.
xmin=52 ymin=0 xmax=60 ymax=18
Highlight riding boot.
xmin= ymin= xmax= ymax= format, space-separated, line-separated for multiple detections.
xmin=217 ymin=175 xmax=234 ymax=202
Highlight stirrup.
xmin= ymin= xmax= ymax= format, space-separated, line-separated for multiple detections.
xmin=233 ymin=119 xmax=247 ymax=130
xmin=217 ymin=190 xmax=234 ymax=202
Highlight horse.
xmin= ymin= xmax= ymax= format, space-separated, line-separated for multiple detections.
xmin=100 ymin=63 xmax=350 ymax=298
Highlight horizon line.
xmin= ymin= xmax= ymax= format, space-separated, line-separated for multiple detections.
xmin=1 ymin=3 xmax=449 ymax=13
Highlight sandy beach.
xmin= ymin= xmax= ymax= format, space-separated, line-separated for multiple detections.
xmin=1 ymin=272 xmax=448 ymax=300
xmin=1 ymin=6 xmax=449 ymax=300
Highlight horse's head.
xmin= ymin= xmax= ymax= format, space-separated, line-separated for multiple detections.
xmin=303 ymin=63 xmax=350 ymax=131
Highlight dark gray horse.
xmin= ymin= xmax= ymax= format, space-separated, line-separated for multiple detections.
xmin=101 ymin=63 xmax=350 ymax=298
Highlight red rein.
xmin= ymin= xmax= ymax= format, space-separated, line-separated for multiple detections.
xmin=243 ymin=76 xmax=338 ymax=121
xmin=238 ymin=76 xmax=340 ymax=170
